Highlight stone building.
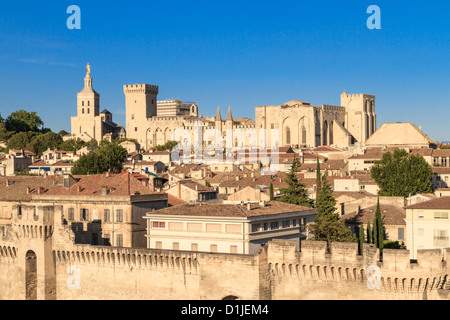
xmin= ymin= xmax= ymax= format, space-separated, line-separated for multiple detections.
xmin=144 ymin=201 xmax=316 ymax=254
xmin=69 ymin=64 xmax=125 ymax=142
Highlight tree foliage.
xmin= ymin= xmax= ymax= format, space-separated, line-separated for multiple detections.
xmin=277 ymin=156 xmax=312 ymax=207
xmin=72 ymin=140 xmax=127 ymax=175
xmin=5 ymin=110 xmax=44 ymax=133
xmin=308 ymin=173 xmax=356 ymax=251
xmin=370 ymin=149 xmax=433 ymax=197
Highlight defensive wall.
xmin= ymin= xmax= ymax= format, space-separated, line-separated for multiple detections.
xmin=0 ymin=205 xmax=448 ymax=300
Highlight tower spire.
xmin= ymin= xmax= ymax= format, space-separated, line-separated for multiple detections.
xmin=227 ymin=106 xmax=233 ymax=121
xmin=216 ymin=106 xmax=222 ymax=121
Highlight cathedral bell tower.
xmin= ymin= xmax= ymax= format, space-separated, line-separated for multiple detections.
xmin=77 ymin=63 xmax=100 ymax=118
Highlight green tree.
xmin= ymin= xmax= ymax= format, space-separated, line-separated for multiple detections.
xmin=371 ymin=149 xmax=433 ymax=197
xmin=29 ymin=132 xmax=63 ymax=156
xmin=308 ymin=173 xmax=356 ymax=251
xmin=375 ymin=198 xmax=384 ymax=256
xmin=154 ymin=141 xmax=178 ymax=152
xmin=315 ymin=157 xmax=321 ymax=200
xmin=7 ymin=132 xmax=37 ymax=150
xmin=60 ymin=138 xmax=86 ymax=153
xmin=373 ymin=216 xmax=378 ymax=247
xmin=5 ymin=110 xmax=44 ymax=133
xmin=358 ymin=224 xmax=365 ymax=255
xmin=277 ymin=156 xmax=312 ymax=207
xmin=366 ymin=221 xmax=372 ymax=244
xmin=315 ymin=171 xmax=338 ymax=220
xmin=72 ymin=140 xmax=127 ymax=175
xmin=269 ymin=178 xmax=274 ymax=201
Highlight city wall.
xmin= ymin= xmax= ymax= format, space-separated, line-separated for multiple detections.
xmin=0 ymin=205 xmax=448 ymax=300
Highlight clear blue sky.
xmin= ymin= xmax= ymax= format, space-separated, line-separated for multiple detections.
xmin=0 ymin=1 xmax=449 ymax=141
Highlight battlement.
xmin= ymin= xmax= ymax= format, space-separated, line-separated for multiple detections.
xmin=53 ymin=245 xmax=200 ymax=272
xmin=123 ymin=84 xmax=159 ymax=94
xmin=341 ymin=92 xmax=375 ymax=99
xmin=322 ymin=105 xmax=346 ymax=112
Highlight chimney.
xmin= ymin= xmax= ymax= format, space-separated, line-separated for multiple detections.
xmin=259 ymin=201 xmax=266 ymax=208
xmin=106 ymin=171 xmax=111 ymax=178
xmin=26 ymin=186 xmax=31 ymax=194
xmin=77 ymin=186 xmax=82 ymax=194
xmin=5 ymin=180 xmax=10 ymax=187
xmin=37 ymin=187 xmax=44 ymax=195
xmin=178 ymin=181 xmax=181 ymax=198
xmin=247 ymin=203 xmax=252 ymax=211
xmin=102 ymin=186 xmax=108 ymax=196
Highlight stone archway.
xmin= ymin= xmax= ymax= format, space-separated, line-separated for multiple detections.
xmin=25 ymin=250 xmax=37 ymax=300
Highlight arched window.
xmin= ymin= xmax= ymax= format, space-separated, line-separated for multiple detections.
xmin=323 ymin=121 xmax=328 ymax=145
xmin=285 ymin=127 xmax=291 ymax=145
xmin=82 ymin=108 xmax=84 ymax=114
xmin=301 ymin=126 xmax=307 ymax=145
xmin=87 ymin=108 xmax=90 ymax=114
xmin=82 ymin=101 xmax=84 ymax=107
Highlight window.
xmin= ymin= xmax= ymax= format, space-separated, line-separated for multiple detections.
xmin=92 ymin=233 xmax=98 ymax=245
xmin=434 ymin=230 xmax=449 ymax=247
xmin=418 ymin=211 xmax=424 ymax=219
xmin=230 ymin=246 xmax=238 ymax=254
xmin=68 ymin=208 xmax=75 ymax=221
xmin=263 ymin=223 xmax=269 ymax=231
xmin=191 ymin=243 xmax=199 ymax=251
xmin=104 ymin=209 xmax=111 ymax=223
xmin=292 ymin=219 xmax=297 ymax=227
xmin=282 ymin=220 xmax=290 ymax=228
xmin=398 ymin=228 xmax=404 ymax=241
xmin=116 ymin=210 xmax=123 ymax=223
xmin=104 ymin=234 xmax=111 ymax=246
xmin=271 ymin=124 xmax=275 ymax=130
xmin=270 ymin=221 xmax=279 ymax=230
xmin=131 ymin=114 xmax=134 ymax=120
xmin=251 ymin=224 xmax=260 ymax=233
xmin=434 ymin=212 xmax=449 ymax=220
xmin=152 ymin=221 xmax=166 ymax=229
xmin=418 ymin=229 xmax=425 ymax=236
xmin=210 ymin=244 xmax=218 ymax=253
xmin=80 ymin=209 xmax=89 ymax=221
xmin=173 ymin=243 xmax=180 ymax=250
xmin=135 ymin=127 xmax=138 ymax=132
xmin=155 ymin=241 xmax=162 ymax=249
xmin=116 ymin=234 xmax=123 ymax=247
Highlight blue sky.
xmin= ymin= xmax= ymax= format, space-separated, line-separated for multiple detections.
xmin=0 ymin=1 xmax=449 ymax=141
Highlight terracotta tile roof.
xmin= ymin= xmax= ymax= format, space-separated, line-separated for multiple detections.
xmin=0 ymin=176 xmax=64 ymax=200
xmin=178 ymin=180 xmax=216 ymax=193
xmin=341 ymin=204 xmax=406 ymax=226
xmin=149 ymin=201 xmax=315 ymax=218
xmin=167 ymin=194 xmax=188 ymax=207
xmin=312 ymin=146 xmax=342 ymax=152
xmin=405 ymin=196 xmax=450 ymax=210
xmin=432 ymin=167 xmax=450 ymax=174
xmin=45 ymin=172 xmax=159 ymax=196
xmin=432 ymin=149 xmax=450 ymax=157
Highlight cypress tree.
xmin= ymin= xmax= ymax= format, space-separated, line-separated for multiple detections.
xmin=269 ymin=179 xmax=274 ymax=201
xmin=373 ymin=216 xmax=378 ymax=247
xmin=358 ymin=224 xmax=365 ymax=255
xmin=316 ymin=157 xmax=321 ymax=199
xmin=375 ymin=198 xmax=384 ymax=255
xmin=366 ymin=221 xmax=372 ymax=244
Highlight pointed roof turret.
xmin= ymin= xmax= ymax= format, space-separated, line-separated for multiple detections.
xmin=227 ymin=106 xmax=233 ymax=121
xmin=216 ymin=107 xmax=222 ymax=121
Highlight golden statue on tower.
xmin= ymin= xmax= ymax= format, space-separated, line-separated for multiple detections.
xmin=86 ymin=63 xmax=91 ymax=77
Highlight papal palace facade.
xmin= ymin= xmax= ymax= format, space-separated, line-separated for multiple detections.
xmin=70 ymin=65 xmax=376 ymax=150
